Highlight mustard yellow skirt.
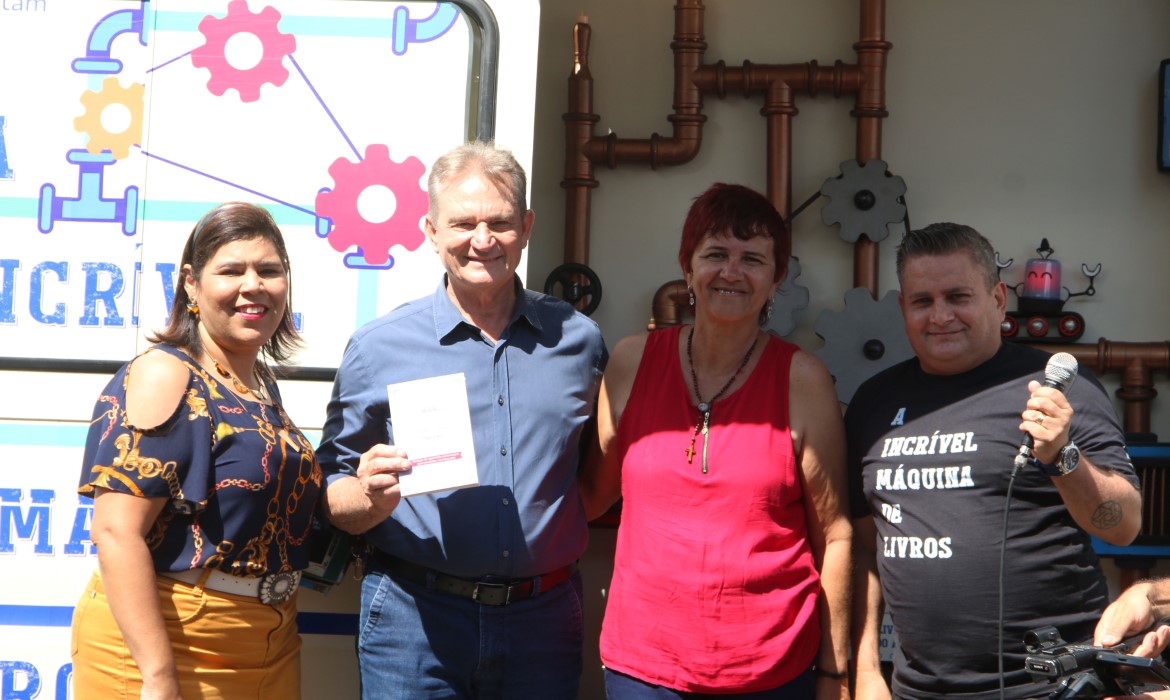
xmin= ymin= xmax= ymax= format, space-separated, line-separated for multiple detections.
xmin=70 ymin=570 xmax=301 ymax=699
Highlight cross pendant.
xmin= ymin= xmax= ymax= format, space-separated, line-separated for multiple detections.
xmin=685 ymin=440 xmax=697 ymax=463
xmin=700 ymin=412 xmax=711 ymax=473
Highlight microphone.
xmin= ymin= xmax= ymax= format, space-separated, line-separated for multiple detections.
xmin=1013 ymin=352 xmax=1079 ymax=469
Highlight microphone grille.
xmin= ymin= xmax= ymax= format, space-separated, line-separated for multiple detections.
xmin=1045 ymin=352 xmax=1079 ymax=391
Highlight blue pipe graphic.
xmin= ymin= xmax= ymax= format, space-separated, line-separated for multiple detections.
xmin=391 ymin=3 xmax=460 ymax=56
xmin=72 ymin=4 xmax=148 ymax=74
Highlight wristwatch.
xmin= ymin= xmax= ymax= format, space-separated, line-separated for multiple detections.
xmin=1033 ymin=441 xmax=1081 ymax=477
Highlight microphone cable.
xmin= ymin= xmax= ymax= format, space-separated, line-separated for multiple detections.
xmin=998 ymin=456 xmax=1030 ymax=700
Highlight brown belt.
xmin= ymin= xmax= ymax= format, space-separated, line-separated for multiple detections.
xmin=373 ymin=551 xmax=576 ymax=607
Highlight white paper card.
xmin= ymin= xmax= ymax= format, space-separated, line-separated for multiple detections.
xmin=386 ymin=372 xmax=480 ymax=497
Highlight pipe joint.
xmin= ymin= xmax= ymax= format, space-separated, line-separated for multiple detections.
xmin=805 ymin=60 xmax=820 ymax=98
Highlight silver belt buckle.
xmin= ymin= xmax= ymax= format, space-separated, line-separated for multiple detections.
xmin=258 ymin=570 xmax=301 ymax=605
xmin=472 ymin=581 xmax=511 ymax=606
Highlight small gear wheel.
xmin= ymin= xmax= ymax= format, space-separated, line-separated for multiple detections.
xmin=764 ymin=256 xmax=809 ymax=338
xmin=191 ymin=0 xmax=296 ymax=103
xmin=820 ymin=159 xmax=907 ymax=243
xmin=814 ymin=287 xmax=914 ymax=404
xmin=74 ymin=77 xmax=145 ymax=160
xmin=315 ymin=144 xmax=428 ymax=266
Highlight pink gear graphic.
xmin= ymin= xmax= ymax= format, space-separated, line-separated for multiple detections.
xmin=315 ymin=144 xmax=428 ymax=266
xmin=190 ymin=0 xmax=296 ymax=103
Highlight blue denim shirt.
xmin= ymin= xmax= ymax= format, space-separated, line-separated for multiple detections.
xmin=317 ymin=277 xmax=607 ymax=579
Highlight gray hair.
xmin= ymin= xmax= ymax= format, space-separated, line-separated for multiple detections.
xmin=427 ymin=141 xmax=527 ymax=221
xmin=896 ymin=222 xmax=998 ymax=290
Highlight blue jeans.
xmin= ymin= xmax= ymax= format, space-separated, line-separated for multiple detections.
xmin=357 ymin=557 xmax=584 ymax=699
xmin=604 ymin=669 xmax=815 ymax=699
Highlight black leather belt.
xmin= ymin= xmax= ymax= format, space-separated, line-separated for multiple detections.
xmin=373 ymin=551 xmax=576 ymax=607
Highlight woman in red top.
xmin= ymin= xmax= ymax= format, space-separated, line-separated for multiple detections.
xmin=581 ymin=183 xmax=851 ymax=699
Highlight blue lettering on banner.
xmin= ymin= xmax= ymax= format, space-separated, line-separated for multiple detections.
xmin=0 ymin=489 xmax=54 ymax=554
xmin=0 ymin=661 xmax=70 ymax=700
xmin=0 ymin=660 xmax=39 ymax=700
xmin=79 ymin=262 xmax=126 ymax=327
xmin=0 ymin=260 xmax=16 ymax=324
xmin=0 ymin=259 xmax=303 ymax=332
xmin=0 ymin=489 xmax=94 ymax=556
xmin=155 ymin=262 xmax=177 ymax=324
xmin=29 ymin=262 xmax=67 ymax=326
xmin=64 ymin=503 xmax=95 ymax=556
xmin=0 ymin=260 xmax=182 ymax=328
xmin=0 ymin=117 xmax=12 ymax=180
xmin=55 ymin=664 xmax=71 ymax=700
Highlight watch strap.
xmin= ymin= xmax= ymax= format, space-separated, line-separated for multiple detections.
xmin=1033 ymin=441 xmax=1079 ymax=477
xmin=1031 ymin=455 xmax=1064 ymax=476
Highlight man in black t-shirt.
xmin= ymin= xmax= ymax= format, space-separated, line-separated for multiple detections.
xmin=847 ymin=223 xmax=1142 ymax=699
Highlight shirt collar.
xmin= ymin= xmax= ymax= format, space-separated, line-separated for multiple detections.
xmin=430 ymin=274 xmax=543 ymax=342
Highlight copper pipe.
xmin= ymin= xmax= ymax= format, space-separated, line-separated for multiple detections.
xmin=562 ymin=0 xmax=892 ymax=282
xmin=693 ymin=60 xmax=864 ymax=217
xmin=562 ymin=20 xmax=599 ymax=265
xmin=850 ymin=0 xmax=891 ymax=295
xmin=693 ymin=61 xmax=863 ymax=104
xmin=1048 ymin=340 xmax=1170 ymax=435
xmin=580 ymin=0 xmax=708 ymax=170
xmin=648 ymin=280 xmax=693 ymax=331
xmin=853 ymin=0 xmax=890 ymax=161
xmin=762 ymin=85 xmax=795 ymax=212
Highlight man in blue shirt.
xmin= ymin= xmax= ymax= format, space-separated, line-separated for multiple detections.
xmin=317 ymin=141 xmax=607 ymax=699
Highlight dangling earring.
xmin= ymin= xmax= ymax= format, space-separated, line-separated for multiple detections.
xmin=762 ymin=298 xmax=774 ymax=325
xmin=687 ymin=286 xmax=695 ymax=306
xmin=186 ymin=300 xmax=200 ymax=316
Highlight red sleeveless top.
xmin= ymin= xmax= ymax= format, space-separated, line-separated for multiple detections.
xmin=599 ymin=325 xmax=820 ymax=692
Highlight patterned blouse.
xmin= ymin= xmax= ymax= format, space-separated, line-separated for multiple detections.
xmin=78 ymin=344 xmax=322 ymax=577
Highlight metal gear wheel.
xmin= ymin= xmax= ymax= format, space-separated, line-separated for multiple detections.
xmin=191 ymin=0 xmax=296 ymax=103
xmin=820 ymin=159 xmax=907 ymax=243
xmin=74 ymin=77 xmax=145 ymax=160
xmin=764 ymin=256 xmax=809 ymax=338
xmin=315 ymin=144 xmax=429 ymax=267
xmin=814 ymin=287 xmax=914 ymax=404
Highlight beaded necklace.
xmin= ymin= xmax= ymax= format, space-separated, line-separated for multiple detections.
xmin=685 ymin=326 xmax=758 ymax=474
xmin=200 ymin=355 xmax=296 ymax=451
xmin=212 ymin=359 xmax=270 ymax=403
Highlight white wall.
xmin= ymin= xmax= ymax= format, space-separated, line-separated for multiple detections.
xmin=526 ymin=3 xmax=1170 ymax=695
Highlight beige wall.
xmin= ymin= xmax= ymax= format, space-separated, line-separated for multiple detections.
xmin=528 ymin=0 xmax=1170 ymax=434
xmin=524 ymin=2 xmax=1170 ymax=695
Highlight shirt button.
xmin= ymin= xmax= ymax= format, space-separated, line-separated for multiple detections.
xmin=500 ymin=447 xmax=507 ymax=456
xmin=502 ymin=549 xmax=510 ymax=558
xmin=497 ymin=395 xmax=504 ymax=405
xmin=502 ymin=498 xmax=510 ymax=506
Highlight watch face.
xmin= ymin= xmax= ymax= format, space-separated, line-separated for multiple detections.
xmin=1059 ymin=444 xmax=1081 ymax=474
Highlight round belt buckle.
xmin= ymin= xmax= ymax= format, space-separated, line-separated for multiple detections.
xmin=259 ymin=570 xmax=301 ymax=605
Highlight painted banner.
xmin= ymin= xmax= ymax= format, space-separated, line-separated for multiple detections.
xmin=0 ymin=1 xmax=539 ymax=697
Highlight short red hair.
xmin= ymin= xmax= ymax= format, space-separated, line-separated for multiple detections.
xmin=677 ymin=183 xmax=790 ymax=282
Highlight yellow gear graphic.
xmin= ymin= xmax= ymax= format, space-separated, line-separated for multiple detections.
xmin=74 ymin=77 xmax=145 ymax=160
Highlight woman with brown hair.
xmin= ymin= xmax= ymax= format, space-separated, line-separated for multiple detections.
xmin=71 ymin=202 xmax=322 ymax=699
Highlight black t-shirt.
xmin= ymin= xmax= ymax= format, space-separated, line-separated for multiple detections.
xmin=846 ymin=342 xmax=1139 ymax=699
